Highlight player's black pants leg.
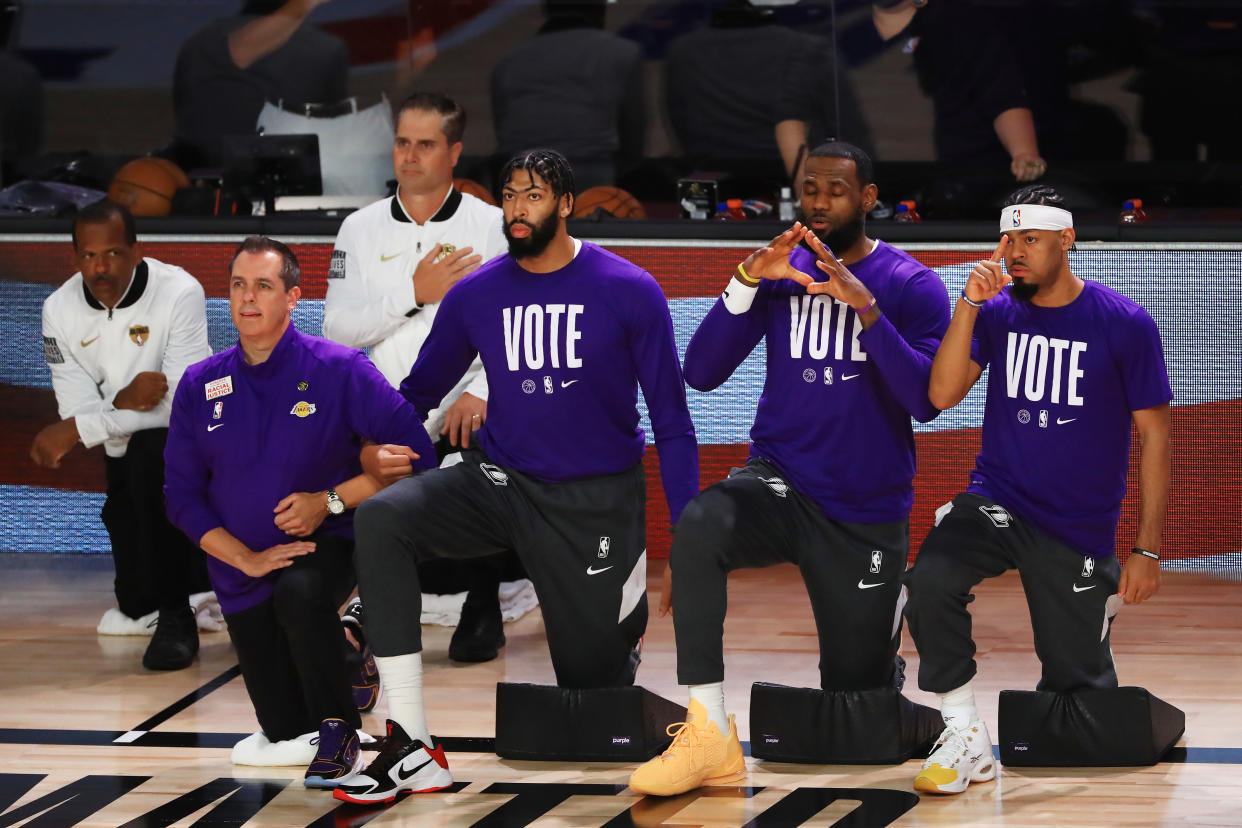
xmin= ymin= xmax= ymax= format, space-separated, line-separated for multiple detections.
xmin=672 ymin=458 xmax=908 ymax=691
xmin=905 ymin=493 xmax=1121 ymax=695
xmin=225 ymin=534 xmax=360 ymax=741
xmin=355 ymin=448 xmax=647 ymax=687
xmin=418 ymin=437 xmax=526 ymax=661
xmin=103 ymin=428 xmax=202 ymax=618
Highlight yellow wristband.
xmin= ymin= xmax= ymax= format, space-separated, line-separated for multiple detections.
xmin=736 ymin=263 xmax=760 ymax=285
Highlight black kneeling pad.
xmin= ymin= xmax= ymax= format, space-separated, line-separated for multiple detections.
xmin=999 ymin=686 xmax=1185 ymax=766
xmin=749 ymin=682 xmax=944 ymax=764
xmin=495 ymin=682 xmax=688 ymax=762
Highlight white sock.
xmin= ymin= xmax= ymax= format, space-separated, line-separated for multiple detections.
xmin=688 ymin=683 xmax=729 ymax=733
xmin=938 ymin=681 xmax=978 ymax=731
xmin=374 ymin=652 xmax=433 ymax=746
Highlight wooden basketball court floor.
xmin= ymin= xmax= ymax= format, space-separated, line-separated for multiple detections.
xmin=1 ymin=552 xmax=1239 ymax=828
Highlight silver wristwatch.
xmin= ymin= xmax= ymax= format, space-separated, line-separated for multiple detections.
xmin=326 ymin=489 xmax=345 ymax=516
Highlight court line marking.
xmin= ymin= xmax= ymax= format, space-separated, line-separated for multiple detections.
xmin=0 ymin=729 xmax=1236 ymax=765
xmin=130 ymin=664 xmax=243 ymax=733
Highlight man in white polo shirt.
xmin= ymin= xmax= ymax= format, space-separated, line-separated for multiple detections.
xmin=324 ymin=92 xmax=518 ymax=663
xmin=32 ymin=199 xmax=213 ymax=671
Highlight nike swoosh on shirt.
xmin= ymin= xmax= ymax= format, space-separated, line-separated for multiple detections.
xmin=380 ymin=252 xmax=402 ymax=262
xmin=857 ymin=580 xmax=884 ymax=589
xmin=841 ymin=373 xmax=860 ymax=381
xmin=587 ymin=565 xmax=613 ymax=575
xmin=395 ymin=757 xmax=433 ymax=781
xmin=561 ymin=380 xmax=579 ymax=388
xmin=207 ymin=423 xmax=225 ymax=432
xmin=1072 ymin=584 xmax=1096 ymax=592
xmin=1057 ymin=418 xmax=1077 ymax=425
xmin=80 ymin=336 xmax=99 ymax=347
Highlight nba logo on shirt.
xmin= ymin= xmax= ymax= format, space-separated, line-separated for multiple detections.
xmin=1081 ymin=557 xmax=1094 ymax=578
xmin=212 ymin=401 xmax=222 ymax=420
xmin=824 ymin=367 xmax=833 ymax=385
xmin=598 ymin=537 xmax=611 ymax=559
xmin=1039 ymin=409 xmax=1049 ymax=428
xmin=870 ymin=550 xmax=883 ymax=574
xmin=543 ymin=376 xmax=553 ymax=394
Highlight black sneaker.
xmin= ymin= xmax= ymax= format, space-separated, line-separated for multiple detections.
xmin=304 ymin=718 xmax=364 ymax=789
xmin=332 ymin=720 xmax=452 ymax=805
xmin=342 ymin=597 xmax=366 ymax=649
xmin=142 ymin=605 xmax=199 ymax=671
xmin=448 ymin=591 xmax=505 ymax=663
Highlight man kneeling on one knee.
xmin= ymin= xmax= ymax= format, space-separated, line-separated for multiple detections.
xmin=335 ymin=149 xmax=699 ymax=806
xmin=630 ymin=142 xmax=951 ymax=797
xmin=904 ymin=187 xmax=1171 ymax=795
xmin=165 ymin=237 xmax=436 ymax=788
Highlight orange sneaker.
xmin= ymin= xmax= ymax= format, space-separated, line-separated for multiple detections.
xmin=628 ymin=700 xmax=746 ymax=796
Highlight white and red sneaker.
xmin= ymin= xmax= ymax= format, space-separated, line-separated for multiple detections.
xmin=332 ymin=720 xmax=452 ymax=805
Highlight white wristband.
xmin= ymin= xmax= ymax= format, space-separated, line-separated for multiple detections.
xmin=722 ymin=277 xmax=759 ymax=315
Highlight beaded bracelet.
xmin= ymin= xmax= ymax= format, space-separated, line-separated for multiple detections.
xmin=959 ymin=289 xmax=984 ymax=308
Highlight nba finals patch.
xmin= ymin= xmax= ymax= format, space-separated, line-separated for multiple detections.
xmin=128 ymin=325 xmax=149 ymax=346
xmin=290 ymin=401 xmax=317 ymax=418
xmin=43 ymin=336 xmax=64 ymax=364
xmin=328 ymin=249 xmax=346 ymax=279
xmin=205 ymin=376 xmax=233 ymax=400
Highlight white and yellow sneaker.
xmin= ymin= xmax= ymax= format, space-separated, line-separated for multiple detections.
xmin=628 ymin=700 xmax=746 ymax=797
xmin=914 ymin=721 xmax=997 ymax=794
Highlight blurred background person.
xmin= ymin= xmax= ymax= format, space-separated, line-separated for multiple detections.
xmin=171 ymin=0 xmax=347 ymax=169
xmin=491 ymin=0 xmax=645 ymax=191
xmin=665 ymin=0 xmax=874 ymax=186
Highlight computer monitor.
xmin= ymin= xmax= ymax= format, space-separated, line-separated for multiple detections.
xmin=221 ymin=133 xmax=322 ymax=214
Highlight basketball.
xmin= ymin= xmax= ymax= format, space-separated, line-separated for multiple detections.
xmin=572 ymin=186 xmax=647 ymax=219
xmin=454 ymin=177 xmax=496 ymax=206
xmin=108 ymin=157 xmax=190 ymax=217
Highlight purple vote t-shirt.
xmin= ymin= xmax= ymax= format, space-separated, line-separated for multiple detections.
xmin=968 ymin=280 xmax=1172 ymax=557
xmin=684 ymin=240 xmax=950 ymax=523
xmin=400 ymin=242 xmax=699 ymax=524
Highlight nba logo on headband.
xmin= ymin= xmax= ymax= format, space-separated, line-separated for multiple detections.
xmin=1000 ymin=204 xmax=1073 ymax=232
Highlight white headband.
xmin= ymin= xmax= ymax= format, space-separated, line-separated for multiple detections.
xmin=999 ymin=204 xmax=1074 ymax=233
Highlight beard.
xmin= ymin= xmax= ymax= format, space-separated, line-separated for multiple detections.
xmin=797 ymin=206 xmax=866 ymax=256
xmin=503 ymin=210 xmax=560 ymax=260
xmin=1009 ymin=275 xmax=1038 ymax=302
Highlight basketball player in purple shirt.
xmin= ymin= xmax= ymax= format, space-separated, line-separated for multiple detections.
xmin=906 ymin=185 xmax=1172 ymax=794
xmin=631 ymin=141 xmax=951 ymax=797
xmin=335 ymin=149 xmax=698 ymax=805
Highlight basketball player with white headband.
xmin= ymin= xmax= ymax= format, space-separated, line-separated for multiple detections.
xmin=902 ymin=184 xmax=1173 ymax=794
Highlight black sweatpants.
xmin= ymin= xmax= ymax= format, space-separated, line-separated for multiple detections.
xmin=102 ymin=427 xmax=207 ymax=617
xmin=672 ymin=458 xmax=909 ymax=691
xmin=904 ymin=492 xmax=1121 ymax=695
xmin=224 ymin=534 xmax=361 ymax=741
xmin=414 ymin=435 xmax=526 ymax=597
xmin=354 ymin=448 xmax=647 ymax=688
